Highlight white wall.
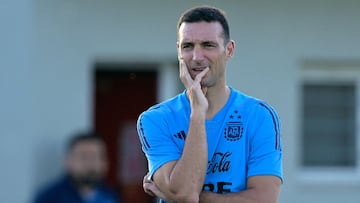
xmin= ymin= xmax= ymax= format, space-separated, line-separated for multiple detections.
xmin=1 ymin=0 xmax=359 ymax=202
xmin=0 ymin=1 xmax=36 ymax=202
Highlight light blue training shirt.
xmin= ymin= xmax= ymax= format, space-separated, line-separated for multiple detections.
xmin=137 ymin=87 xmax=283 ymax=202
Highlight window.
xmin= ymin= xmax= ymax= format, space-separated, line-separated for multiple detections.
xmin=300 ymin=62 xmax=360 ymax=183
xmin=302 ymin=83 xmax=356 ymax=167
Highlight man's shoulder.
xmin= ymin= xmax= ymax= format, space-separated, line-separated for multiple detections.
xmin=230 ymin=88 xmax=259 ymax=107
xmin=39 ymin=176 xmax=66 ymax=192
xmin=96 ymin=183 xmax=120 ymax=200
xmin=33 ymin=176 xmax=71 ymax=203
xmin=230 ymin=88 xmax=278 ymax=116
xmin=141 ymin=91 xmax=187 ymax=116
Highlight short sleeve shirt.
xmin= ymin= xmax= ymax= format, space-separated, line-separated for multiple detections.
xmin=137 ymin=87 xmax=282 ymax=199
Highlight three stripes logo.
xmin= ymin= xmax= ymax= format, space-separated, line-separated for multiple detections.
xmin=173 ymin=130 xmax=186 ymax=140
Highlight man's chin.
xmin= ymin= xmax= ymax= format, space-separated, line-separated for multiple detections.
xmin=71 ymin=175 xmax=101 ymax=187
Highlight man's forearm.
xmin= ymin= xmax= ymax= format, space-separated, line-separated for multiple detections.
xmin=170 ymin=113 xmax=208 ymax=199
xmin=157 ymin=112 xmax=208 ymax=202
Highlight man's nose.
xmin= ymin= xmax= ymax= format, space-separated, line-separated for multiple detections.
xmin=192 ymin=46 xmax=204 ymax=61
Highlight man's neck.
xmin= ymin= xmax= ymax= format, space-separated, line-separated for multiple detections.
xmin=79 ymin=185 xmax=96 ymax=198
xmin=205 ymin=85 xmax=230 ymax=120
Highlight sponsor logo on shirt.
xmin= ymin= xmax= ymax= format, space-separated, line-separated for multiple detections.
xmin=207 ymin=151 xmax=232 ymax=174
xmin=205 ymin=151 xmax=233 ymax=193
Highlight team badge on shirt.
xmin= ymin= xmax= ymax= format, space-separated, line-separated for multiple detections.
xmin=224 ymin=110 xmax=243 ymax=142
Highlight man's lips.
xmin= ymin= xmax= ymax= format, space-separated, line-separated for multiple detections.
xmin=191 ymin=66 xmax=208 ymax=72
xmin=191 ymin=68 xmax=206 ymax=75
xmin=190 ymin=67 xmax=209 ymax=79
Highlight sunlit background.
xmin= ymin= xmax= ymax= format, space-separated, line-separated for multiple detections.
xmin=1 ymin=0 xmax=360 ymax=202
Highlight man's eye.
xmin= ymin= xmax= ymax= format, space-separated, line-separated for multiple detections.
xmin=182 ymin=44 xmax=192 ymax=49
xmin=204 ymin=43 xmax=216 ymax=47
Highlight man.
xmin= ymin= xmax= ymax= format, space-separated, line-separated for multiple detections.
xmin=137 ymin=5 xmax=282 ymax=203
xmin=33 ymin=131 xmax=120 ymax=203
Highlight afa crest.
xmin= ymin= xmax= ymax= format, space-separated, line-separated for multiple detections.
xmin=224 ymin=122 xmax=243 ymax=141
xmin=224 ymin=110 xmax=244 ymax=142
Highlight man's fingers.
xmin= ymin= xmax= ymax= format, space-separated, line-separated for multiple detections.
xmin=143 ymin=182 xmax=156 ymax=196
xmin=143 ymin=173 xmax=155 ymax=196
xmin=194 ymin=67 xmax=209 ymax=83
xmin=143 ymin=172 xmax=150 ymax=183
xmin=179 ymin=59 xmax=193 ymax=89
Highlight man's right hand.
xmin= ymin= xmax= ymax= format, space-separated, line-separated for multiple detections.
xmin=179 ymin=59 xmax=209 ymax=116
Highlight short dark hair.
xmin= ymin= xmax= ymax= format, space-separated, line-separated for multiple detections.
xmin=66 ymin=131 xmax=104 ymax=152
xmin=177 ymin=5 xmax=230 ymax=43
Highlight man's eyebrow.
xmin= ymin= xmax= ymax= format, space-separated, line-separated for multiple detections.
xmin=181 ymin=40 xmax=217 ymax=44
xmin=180 ymin=41 xmax=194 ymax=46
xmin=202 ymin=40 xmax=217 ymax=44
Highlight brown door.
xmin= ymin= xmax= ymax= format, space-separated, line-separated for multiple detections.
xmin=94 ymin=64 xmax=157 ymax=203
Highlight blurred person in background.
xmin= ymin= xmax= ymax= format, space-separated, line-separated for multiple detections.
xmin=33 ymin=131 xmax=121 ymax=203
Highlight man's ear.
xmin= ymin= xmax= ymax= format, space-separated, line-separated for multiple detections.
xmin=177 ymin=41 xmax=182 ymax=60
xmin=225 ymin=40 xmax=235 ymax=59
